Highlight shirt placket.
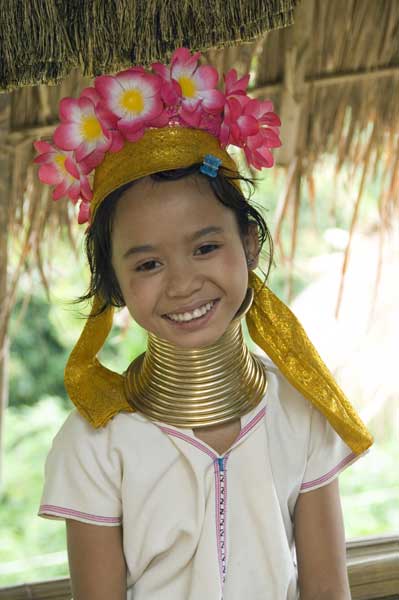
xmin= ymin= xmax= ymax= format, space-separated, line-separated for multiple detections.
xmin=158 ymin=403 xmax=266 ymax=596
xmin=214 ymin=455 xmax=230 ymax=589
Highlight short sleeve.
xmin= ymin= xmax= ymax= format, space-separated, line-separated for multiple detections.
xmin=38 ymin=410 xmax=122 ymax=526
xmin=299 ymin=404 xmax=369 ymax=494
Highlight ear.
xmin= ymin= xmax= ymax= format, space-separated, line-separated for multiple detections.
xmin=244 ymin=222 xmax=260 ymax=270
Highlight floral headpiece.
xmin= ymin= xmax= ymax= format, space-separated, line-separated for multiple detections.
xmin=34 ymin=47 xmax=281 ymax=224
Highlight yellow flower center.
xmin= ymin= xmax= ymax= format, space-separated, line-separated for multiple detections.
xmin=120 ymin=89 xmax=145 ymax=113
xmin=55 ymin=154 xmax=67 ymax=174
xmin=178 ymin=76 xmax=197 ymax=98
xmin=81 ymin=116 xmax=102 ymax=141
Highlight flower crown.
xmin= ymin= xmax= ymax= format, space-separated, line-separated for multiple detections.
xmin=34 ymin=47 xmax=281 ymax=224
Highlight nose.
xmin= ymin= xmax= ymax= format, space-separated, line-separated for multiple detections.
xmin=165 ymin=260 xmax=202 ymax=299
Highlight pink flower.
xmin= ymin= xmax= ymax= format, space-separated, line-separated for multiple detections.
xmin=77 ymin=200 xmax=91 ymax=225
xmin=33 ymin=141 xmax=92 ymax=206
xmin=80 ymin=87 xmax=125 ymax=154
xmin=151 ymin=62 xmax=182 ymax=114
xmin=244 ymin=138 xmax=275 ymax=169
xmin=95 ymin=68 xmax=167 ymax=142
xmin=154 ymin=48 xmax=225 ymax=121
xmin=220 ymin=95 xmax=281 ymax=169
xmin=220 ymin=96 xmax=259 ymax=148
xmin=224 ymin=69 xmax=250 ymax=97
xmin=53 ymin=96 xmax=112 ymax=163
xmin=246 ymin=98 xmax=281 ymax=129
xmin=244 ymin=122 xmax=282 ymax=169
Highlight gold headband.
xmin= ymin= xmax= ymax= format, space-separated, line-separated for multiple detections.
xmin=91 ymin=126 xmax=238 ymax=217
xmin=65 ymin=127 xmax=373 ymax=455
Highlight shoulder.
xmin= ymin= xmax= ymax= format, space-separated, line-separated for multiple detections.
xmin=49 ymin=408 xmax=145 ymax=465
xmin=256 ymin=352 xmax=313 ymax=427
xmin=255 ymin=353 xmax=314 ymax=482
xmin=50 ymin=407 xmax=165 ymax=465
xmin=51 ymin=409 xmax=108 ymax=450
xmin=54 ymin=407 xmax=142 ymax=441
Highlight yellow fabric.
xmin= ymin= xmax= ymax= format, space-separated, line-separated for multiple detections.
xmin=65 ymin=127 xmax=373 ymax=455
xmin=247 ymin=273 xmax=373 ymax=455
xmin=64 ymin=297 xmax=132 ymax=426
xmin=91 ymin=127 xmax=238 ymax=218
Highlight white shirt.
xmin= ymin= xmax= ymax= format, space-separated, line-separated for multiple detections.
xmin=39 ymin=356 xmax=367 ymax=599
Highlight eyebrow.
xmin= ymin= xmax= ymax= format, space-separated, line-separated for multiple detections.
xmin=122 ymin=226 xmax=224 ymax=260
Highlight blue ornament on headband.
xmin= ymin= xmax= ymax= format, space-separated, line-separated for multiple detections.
xmin=200 ymin=154 xmax=222 ymax=178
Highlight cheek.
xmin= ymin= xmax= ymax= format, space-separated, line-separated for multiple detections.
xmin=220 ymin=245 xmax=248 ymax=277
xmin=119 ymin=274 xmax=158 ymax=314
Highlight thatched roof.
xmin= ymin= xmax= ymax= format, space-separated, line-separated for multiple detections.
xmin=0 ymin=0 xmax=398 ymax=338
xmin=0 ymin=0 xmax=298 ymax=92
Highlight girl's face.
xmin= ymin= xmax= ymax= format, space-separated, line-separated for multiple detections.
xmin=111 ymin=175 xmax=259 ymax=348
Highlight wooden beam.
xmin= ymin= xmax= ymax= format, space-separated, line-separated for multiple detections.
xmin=0 ymin=92 xmax=11 ymax=492
xmin=347 ymin=535 xmax=399 ymax=599
xmin=0 ymin=577 xmax=72 ymax=599
xmin=252 ymin=64 xmax=399 ymax=97
xmin=311 ymin=65 xmax=399 ymax=89
xmin=5 ymin=123 xmax=57 ymax=143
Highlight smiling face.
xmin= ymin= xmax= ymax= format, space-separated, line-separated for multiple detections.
xmin=111 ymin=175 xmax=259 ymax=348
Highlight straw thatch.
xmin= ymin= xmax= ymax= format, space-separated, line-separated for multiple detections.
xmin=0 ymin=0 xmax=298 ymax=92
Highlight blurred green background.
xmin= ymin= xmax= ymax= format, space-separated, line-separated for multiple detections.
xmin=1 ymin=161 xmax=397 ymax=586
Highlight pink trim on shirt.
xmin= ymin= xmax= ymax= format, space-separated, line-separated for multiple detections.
xmin=159 ymin=403 xmax=266 ymax=458
xmin=236 ymin=405 xmax=266 ymax=442
xmin=159 ymin=427 xmax=217 ymax=459
xmin=39 ymin=504 xmax=121 ymax=523
xmin=300 ymin=451 xmax=357 ymax=491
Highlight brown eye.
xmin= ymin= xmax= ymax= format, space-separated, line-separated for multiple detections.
xmin=136 ymin=260 xmax=161 ymax=272
xmin=195 ymin=244 xmax=220 ymax=255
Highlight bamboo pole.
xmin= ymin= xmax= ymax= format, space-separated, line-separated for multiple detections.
xmin=0 ymin=92 xmax=11 ymax=492
xmin=335 ymin=123 xmax=377 ymax=319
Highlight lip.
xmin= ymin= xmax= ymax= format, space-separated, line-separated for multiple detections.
xmin=163 ymin=299 xmax=220 ymax=330
xmin=162 ymin=298 xmax=219 ymax=317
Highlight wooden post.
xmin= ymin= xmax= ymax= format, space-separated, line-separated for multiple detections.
xmin=0 ymin=92 xmax=11 ymax=492
xmin=274 ymin=0 xmax=315 ymax=166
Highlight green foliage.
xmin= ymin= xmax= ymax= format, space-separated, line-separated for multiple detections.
xmin=0 ymin=397 xmax=70 ymax=586
xmin=9 ymin=297 xmax=69 ymax=408
xmin=340 ymin=437 xmax=399 ymax=537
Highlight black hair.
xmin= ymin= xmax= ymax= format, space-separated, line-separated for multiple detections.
xmin=77 ymin=164 xmax=274 ymax=315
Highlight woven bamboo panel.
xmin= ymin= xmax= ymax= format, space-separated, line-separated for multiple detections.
xmin=0 ymin=577 xmax=71 ymax=600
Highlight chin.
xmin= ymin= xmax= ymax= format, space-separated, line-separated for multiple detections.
xmin=167 ymin=323 xmax=231 ymax=349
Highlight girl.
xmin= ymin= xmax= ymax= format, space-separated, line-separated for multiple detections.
xmin=36 ymin=48 xmax=373 ymax=600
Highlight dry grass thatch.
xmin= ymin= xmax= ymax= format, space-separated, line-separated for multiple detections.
xmin=0 ymin=0 xmax=398 ymax=346
xmin=0 ymin=0 xmax=298 ymax=92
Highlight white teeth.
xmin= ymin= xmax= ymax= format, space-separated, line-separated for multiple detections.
xmin=167 ymin=301 xmax=215 ymax=322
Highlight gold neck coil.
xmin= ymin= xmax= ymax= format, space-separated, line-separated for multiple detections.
xmin=124 ymin=292 xmax=267 ymax=428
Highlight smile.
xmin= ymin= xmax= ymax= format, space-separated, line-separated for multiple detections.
xmin=165 ymin=300 xmax=217 ymax=322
